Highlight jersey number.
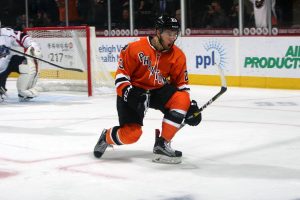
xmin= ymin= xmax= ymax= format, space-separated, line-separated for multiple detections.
xmin=184 ymin=70 xmax=189 ymax=82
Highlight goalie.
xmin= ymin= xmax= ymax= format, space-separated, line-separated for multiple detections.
xmin=0 ymin=27 xmax=42 ymax=102
xmin=93 ymin=15 xmax=202 ymax=164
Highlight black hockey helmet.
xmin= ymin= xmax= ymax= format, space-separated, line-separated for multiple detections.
xmin=155 ymin=15 xmax=180 ymax=32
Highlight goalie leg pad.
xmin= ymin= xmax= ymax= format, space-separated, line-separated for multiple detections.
xmin=17 ymin=58 xmax=39 ymax=98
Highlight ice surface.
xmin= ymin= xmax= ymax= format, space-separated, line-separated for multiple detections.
xmin=1 ymin=79 xmax=300 ymax=200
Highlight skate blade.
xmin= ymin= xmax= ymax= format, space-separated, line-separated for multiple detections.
xmin=152 ymin=153 xmax=182 ymax=164
xmin=18 ymin=97 xmax=33 ymax=102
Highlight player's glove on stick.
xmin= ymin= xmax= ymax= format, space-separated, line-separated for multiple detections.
xmin=122 ymin=85 xmax=149 ymax=117
xmin=184 ymin=100 xmax=202 ymax=126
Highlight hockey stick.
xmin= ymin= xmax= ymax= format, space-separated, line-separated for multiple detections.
xmin=180 ymin=65 xmax=227 ymax=129
xmin=6 ymin=47 xmax=84 ymax=72
xmin=197 ymin=65 xmax=227 ymax=112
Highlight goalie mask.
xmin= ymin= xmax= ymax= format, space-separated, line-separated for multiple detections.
xmin=255 ymin=0 xmax=265 ymax=9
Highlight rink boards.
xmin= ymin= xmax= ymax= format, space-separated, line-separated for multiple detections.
xmin=96 ymin=36 xmax=300 ymax=89
xmin=9 ymin=36 xmax=300 ymax=89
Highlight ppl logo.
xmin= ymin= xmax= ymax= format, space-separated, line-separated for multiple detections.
xmin=196 ymin=40 xmax=226 ymax=69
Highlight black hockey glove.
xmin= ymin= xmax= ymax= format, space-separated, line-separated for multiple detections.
xmin=122 ymin=85 xmax=149 ymax=117
xmin=184 ymin=100 xmax=202 ymax=126
xmin=0 ymin=45 xmax=10 ymax=58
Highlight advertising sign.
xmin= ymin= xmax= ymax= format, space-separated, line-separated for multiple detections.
xmin=240 ymin=37 xmax=300 ymax=78
xmin=96 ymin=37 xmax=139 ymax=71
xmin=39 ymin=36 xmax=300 ymax=80
xmin=176 ymin=37 xmax=236 ymax=76
xmin=36 ymin=38 xmax=85 ymax=70
xmin=96 ymin=37 xmax=237 ymax=76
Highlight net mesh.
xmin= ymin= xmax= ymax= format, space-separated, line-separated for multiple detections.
xmin=25 ymin=26 xmax=114 ymax=95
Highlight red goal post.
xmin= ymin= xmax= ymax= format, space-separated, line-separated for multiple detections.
xmin=24 ymin=26 xmax=114 ymax=96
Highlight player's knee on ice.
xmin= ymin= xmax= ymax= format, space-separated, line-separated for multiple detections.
xmin=117 ymin=124 xmax=142 ymax=144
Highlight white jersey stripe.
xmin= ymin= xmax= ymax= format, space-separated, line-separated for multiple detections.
xmin=115 ymin=80 xmax=130 ymax=88
xmin=115 ymin=73 xmax=130 ymax=80
xmin=163 ymin=118 xmax=181 ymax=128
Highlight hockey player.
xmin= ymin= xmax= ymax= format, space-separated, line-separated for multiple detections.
xmin=93 ymin=15 xmax=202 ymax=164
xmin=0 ymin=27 xmax=42 ymax=102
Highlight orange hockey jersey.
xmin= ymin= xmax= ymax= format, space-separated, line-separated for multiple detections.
xmin=115 ymin=37 xmax=189 ymax=97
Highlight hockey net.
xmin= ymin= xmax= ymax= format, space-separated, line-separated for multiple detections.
xmin=24 ymin=26 xmax=114 ymax=96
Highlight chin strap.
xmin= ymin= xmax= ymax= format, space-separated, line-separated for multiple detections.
xmin=154 ymin=33 xmax=165 ymax=51
xmin=157 ymin=34 xmax=174 ymax=52
xmin=153 ymin=28 xmax=166 ymax=51
xmin=156 ymin=28 xmax=177 ymax=51
xmin=157 ymin=34 xmax=164 ymax=48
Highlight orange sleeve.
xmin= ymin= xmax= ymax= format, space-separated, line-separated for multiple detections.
xmin=115 ymin=44 xmax=138 ymax=97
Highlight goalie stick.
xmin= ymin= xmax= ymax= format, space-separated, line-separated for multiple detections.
xmin=6 ymin=47 xmax=84 ymax=72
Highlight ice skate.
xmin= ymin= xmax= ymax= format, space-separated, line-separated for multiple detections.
xmin=18 ymin=94 xmax=33 ymax=102
xmin=0 ymin=87 xmax=7 ymax=102
xmin=93 ymin=129 xmax=111 ymax=158
xmin=152 ymin=129 xmax=182 ymax=164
